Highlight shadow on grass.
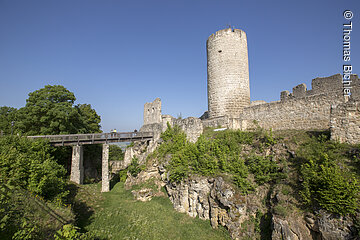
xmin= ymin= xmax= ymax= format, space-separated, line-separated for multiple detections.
xmin=73 ymin=200 xmax=95 ymax=229
xmin=66 ymin=183 xmax=95 ymax=230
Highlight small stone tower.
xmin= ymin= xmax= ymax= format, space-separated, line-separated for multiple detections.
xmin=207 ymin=27 xmax=250 ymax=118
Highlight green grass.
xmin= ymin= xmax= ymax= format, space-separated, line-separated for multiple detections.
xmin=80 ymin=183 xmax=230 ymax=240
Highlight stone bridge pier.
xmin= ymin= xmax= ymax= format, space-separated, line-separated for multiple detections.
xmin=70 ymin=144 xmax=110 ymax=192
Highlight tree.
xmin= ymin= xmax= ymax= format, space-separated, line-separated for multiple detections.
xmin=0 ymin=136 xmax=69 ymax=239
xmin=75 ymin=104 xmax=101 ymax=134
xmin=16 ymin=85 xmax=101 ymax=135
xmin=0 ymin=136 xmax=68 ymax=201
xmin=0 ymin=106 xmax=17 ymax=135
xmin=109 ymin=144 xmax=124 ymax=161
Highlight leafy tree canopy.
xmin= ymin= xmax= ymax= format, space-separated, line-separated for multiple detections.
xmin=0 ymin=106 xmax=17 ymax=135
xmin=109 ymin=144 xmax=124 ymax=161
xmin=1 ymin=85 xmax=101 ymax=135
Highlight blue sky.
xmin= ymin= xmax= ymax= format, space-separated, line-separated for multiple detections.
xmin=0 ymin=0 xmax=359 ymax=132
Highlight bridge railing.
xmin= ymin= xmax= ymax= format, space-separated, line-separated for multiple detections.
xmin=27 ymin=132 xmax=154 ymax=146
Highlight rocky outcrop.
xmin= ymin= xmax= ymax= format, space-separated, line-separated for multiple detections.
xmin=312 ymin=210 xmax=357 ymax=240
xmin=166 ymin=176 xmax=269 ymax=239
xmin=166 ymin=177 xmax=211 ymax=219
xmin=272 ymin=215 xmax=312 ymax=240
xmin=131 ymin=188 xmax=165 ymax=202
xmin=165 ymin=176 xmax=359 ymax=240
xmin=271 ymin=212 xmax=358 ymax=240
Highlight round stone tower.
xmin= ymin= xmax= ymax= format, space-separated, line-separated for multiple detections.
xmin=207 ymin=27 xmax=250 ymax=118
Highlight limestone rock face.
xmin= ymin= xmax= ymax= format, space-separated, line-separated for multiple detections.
xmin=271 ymin=215 xmax=313 ymax=240
xmin=166 ymin=176 xmax=261 ymax=239
xmin=125 ymin=162 xmax=163 ymax=190
xmin=166 ymin=177 xmax=211 ymax=219
xmin=272 ymin=216 xmax=301 ymax=240
xmin=166 ymin=175 xmax=359 ymax=240
xmin=312 ymin=210 xmax=356 ymax=240
xmin=269 ymin=185 xmax=358 ymax=240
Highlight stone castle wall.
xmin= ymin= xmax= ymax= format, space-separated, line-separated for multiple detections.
xmin=238 ymin=74 xmax=359 ymax=131
xmin=143 ymin=98 xmax=162 ymax=125
xmin=207 ymin=28 xmax=250 ymax=118
xmin=240 ymin=92 xmax=345 ymax=131
xmin=330 ymin=100 xmax=360 ymax=144
xmin=200 ymin=74 xmax=360 ymax=144
xmin=140 ymin=99 xmax=203 ymax=143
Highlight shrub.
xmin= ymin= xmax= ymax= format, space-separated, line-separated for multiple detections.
xmin=298 ymin=135 xmax=360 ymax=215
xmin=128 ymin=157 xmax=144 ymax=177
xmin=55 ymin=224 xmax=80 ymax=239
xmin=156 ymin=126 xmax=287 ymax=193
xmin=0 ymin=136 xmax=68 ymax=202
xmin=246 ymin=155 xmax=285 ymax=185
xmin=157 ymin=126 xmax=254 ymax=191
xmin=157 ymin=123 xmax=187 ymax=157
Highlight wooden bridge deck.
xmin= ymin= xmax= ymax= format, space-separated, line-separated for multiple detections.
xmin=27 ymin=132 xmax=153 ymax=146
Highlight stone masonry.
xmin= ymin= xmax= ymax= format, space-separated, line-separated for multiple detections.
xmin=102 ymin=144 xmax=110 ymax=192
xmin=202 ymin=72 xmax=360 ymax=144
xmin=70 ymin=145 xmax=84 ymax=184
xmin=140 ymin=98 xmax=203 ymax=143
xmin=69 ymin=144 xmax=110 ymax=192
xmin=330 ymin=100 xmax=360 ymax=144
xmin=144 ymin=98 xmax=162 ymax=125
xmin=238 ymin=74 xmax=359 ymax=132
xmin=207 ymin=28 xmax=250 ymax=118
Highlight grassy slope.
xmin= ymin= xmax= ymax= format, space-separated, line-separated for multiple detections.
xmin=76 ymin=183 xmax=231 ymax=240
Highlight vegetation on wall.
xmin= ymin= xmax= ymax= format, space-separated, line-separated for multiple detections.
xmin=128 ymin=157 xmax=145 ymax=177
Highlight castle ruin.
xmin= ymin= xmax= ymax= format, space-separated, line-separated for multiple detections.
xmin=140 ymin=27 xmax=360 ymax=144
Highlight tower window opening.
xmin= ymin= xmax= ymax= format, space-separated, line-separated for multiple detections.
xmin=218 ymin=50 xmax=222 ymax=53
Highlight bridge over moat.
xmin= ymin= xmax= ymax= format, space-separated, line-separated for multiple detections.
xmin=28 ymin=132 xmax=153 ymax=192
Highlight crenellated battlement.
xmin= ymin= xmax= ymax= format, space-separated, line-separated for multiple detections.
xmin=280 ymin=74 xmax=360 ymax=101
